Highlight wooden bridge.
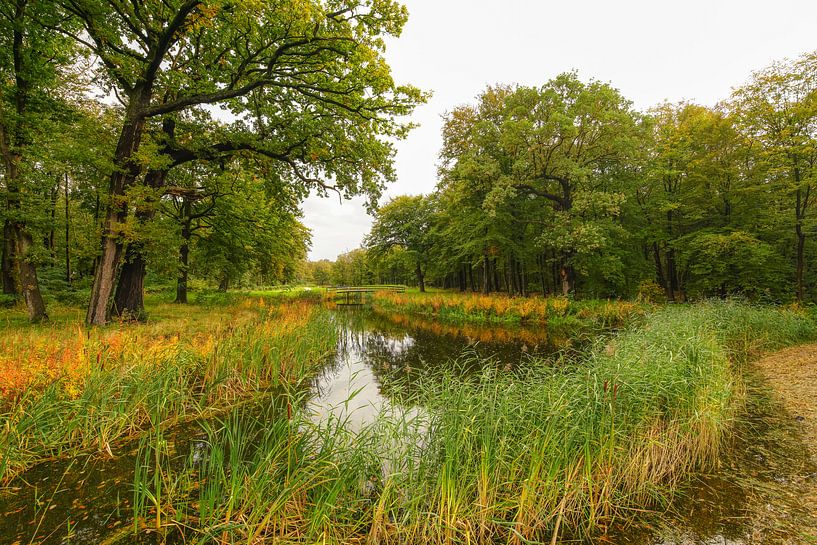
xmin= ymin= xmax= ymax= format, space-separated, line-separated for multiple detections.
xmin=326 ymin=284 xmax=406 ymax=305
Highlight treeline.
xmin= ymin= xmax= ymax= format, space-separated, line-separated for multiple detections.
xmin=0 ymin=0 xmax=423 ymax=323
xmin=313 ymin=53 xmax=817 ymax=302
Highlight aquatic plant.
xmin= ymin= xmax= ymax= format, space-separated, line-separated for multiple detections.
xmin=372 ymin=290 xmax=647 ymax=329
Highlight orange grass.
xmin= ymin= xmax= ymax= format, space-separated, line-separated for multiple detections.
xmin=0 ymin=295 xmax=336 ymax=479
xmin=372 ymin=290 xmax=647 ymax=328
xmin=0 ymin=298 xmax=289 ymax=403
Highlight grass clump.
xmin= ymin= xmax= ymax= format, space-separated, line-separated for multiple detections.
xmin=131 ymin=301 xmax=816 ymax=543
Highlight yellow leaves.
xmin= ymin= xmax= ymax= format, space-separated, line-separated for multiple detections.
xmin=549 ymin=297 xmax=569 ymax=317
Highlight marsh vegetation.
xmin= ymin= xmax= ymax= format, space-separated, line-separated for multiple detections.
xmin=1 ymin=294 xmax=815 ymax=544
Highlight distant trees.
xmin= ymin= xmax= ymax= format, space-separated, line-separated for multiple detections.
xmin=438 ymin=76 xmax=641 ymax=295
xmin=365 ymin=195 xmax=435 ymax=291
xmin=340 ymin=55 xmax=817 ymax=302
xmin=731 ymin=52 xmax=817 ymax=302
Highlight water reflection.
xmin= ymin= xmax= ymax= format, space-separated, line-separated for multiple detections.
xmin=306 ymin=308 xmax=559 ymax=433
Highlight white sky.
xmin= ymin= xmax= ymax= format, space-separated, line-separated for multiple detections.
xmin=301 ymin=0 xmax=817 ymax=261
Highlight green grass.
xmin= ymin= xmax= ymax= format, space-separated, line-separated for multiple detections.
xmin=129 ymin=300 xmax=817 ymax=544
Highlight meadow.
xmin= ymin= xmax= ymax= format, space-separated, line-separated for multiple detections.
xmin=1 ymin=291 xmax=814 ymax=544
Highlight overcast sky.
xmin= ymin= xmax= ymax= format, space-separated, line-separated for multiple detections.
xmin=301 ymin=0 xmax=817 ymax=261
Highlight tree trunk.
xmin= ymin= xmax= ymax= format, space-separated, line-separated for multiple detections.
xmin=175 ymin=212 xmax=192 ymax=304
xmin=652 ymin=242 xmax=666 ymax=292
xmin=111 ymin=169 xmax=168 ymax=318
xmin=218 ymin=276 xmax=229 ymax=292
xmin=482 ymin=253 xmax=489 ymax=294
xmin=111 ymin=251 xmax=141 ymax=319
xmin=0 ymin=140 xmax=47 ymax=320
xmin=796 ymin=226 xmax=806 ymax=302
xmin=13 ymin=224 xmax=47 ymax=321
xmin=492 ymin=258 xmax=500 ymax=293
xmin=665 ymin=246 xmax=678 ymax=303
xmin=86 ymin=89 xmax=150 ymax=325
xmin=505 ymin=256 xmax=516 ymax=295
xmin=64 ymin=173 xmax=71 ymax=285
xmin=415 ymin=261 xmax=425 ymax=293
xmin=45 ymin=182 xmax=57 ymax=263
xmin=559 ymin=263 xmax=575 ymax=296
xmin=0 ymin=7 xmax=46 ymax=321
xmin=112 ymin=243 xmax=147 ymax=320
xmin=2 ymin=220 xmax=16 ymax=295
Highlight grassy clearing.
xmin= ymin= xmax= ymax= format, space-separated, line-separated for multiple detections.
xmin=371 ymin=290 xmax=648 ymax=329
xmin=0 ymin=292 xmax=335 ymax=482
xmin=131 ymin=301 xmax=817 ymax=544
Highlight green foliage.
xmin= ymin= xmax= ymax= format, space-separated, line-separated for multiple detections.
xmin=329 ymin=248 xmax=374 ymax=286
xmin=365 ymin=194 xmax=436 ymax=288
xmin=337 ymin=54 xmax=817 ymax=303
xmin=678 ymin=230 xmax=784 ymax=299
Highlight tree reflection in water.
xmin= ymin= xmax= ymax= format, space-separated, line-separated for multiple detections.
xmin=307 ymin=307 xmax=566 ymax=431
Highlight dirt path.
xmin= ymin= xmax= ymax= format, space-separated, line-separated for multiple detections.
xmin=752 ymin=344 xmax=817 ymax=543
xmin=754 ymin=344 xmax=817 ymax=460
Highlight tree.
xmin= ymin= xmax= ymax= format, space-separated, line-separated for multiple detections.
xmin=330 ymin=248 xmax=372 ymax=286
xmin=636 ymin=103 xmax=751 ymax=301
xmin=731 ymin=51 xmax=817 ymax=302
xmin=438 ymin=76 xmax=641 ymax=295
xmin=0 ymin=0 xmax=79 ymax=321
xmin=54 ymin=0 xmax=423 ymax=324
xmin=365 ymin=194 xmax=435 ymax=291
xmin=181 ymin=159 xmax=310 ymax=300
xmin=304 ymin=259 xmax=333 ymax=285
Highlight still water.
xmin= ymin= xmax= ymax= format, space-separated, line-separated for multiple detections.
xmin=0 ymin=308 xmax=813 ymax=544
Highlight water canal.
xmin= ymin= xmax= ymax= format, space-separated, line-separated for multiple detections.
xmin=0 ymin=307 xmax=813 ymax=544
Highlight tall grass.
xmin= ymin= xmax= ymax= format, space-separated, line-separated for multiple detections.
xmin=0 ymin=296 xmax=336 ymax=481
xmin=131 ymin=301 xmax=817 ymax=544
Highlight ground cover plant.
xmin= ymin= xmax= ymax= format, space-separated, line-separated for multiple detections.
xmin=129 ymin=300 xmax=817 ymax=544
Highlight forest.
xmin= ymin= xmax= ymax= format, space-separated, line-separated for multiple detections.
xmin=3 ymin=0 xmax=817 ymax=322
xmin=314 ymin=60 xmax=817 ymax=304
xmin=0 ymin=0 xmax=424 ymax=324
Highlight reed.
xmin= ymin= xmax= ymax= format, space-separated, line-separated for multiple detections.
xmin=372 ymin=290 xmax=647 ymax=329
xmin=130 ymin=300 xmax=817 ymax=544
